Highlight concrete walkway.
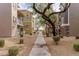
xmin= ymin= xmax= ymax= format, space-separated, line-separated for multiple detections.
xmin=29 ymin=31 xmax=51 ymax=56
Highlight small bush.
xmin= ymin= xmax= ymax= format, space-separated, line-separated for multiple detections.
xmin=75 ymin=36 xmax=79 ymax=39
xmin=19 ymin=39 xmax=24 ymax=44
xmin=34 ymin=32 xmax=36 ymax=34
xmin=73 ymin=44 xmax=79 ymax=51
xmin=30 ymin=33 xmax=32 ymax=35
xmin=0 ymin=40 xmax=5 ymax=47
xmin=53 ymin=35 xmax=60 ymax=45
xmin=20 ymin=34 xmax=23 ymax=37
xmin=8 ymin=46 xmax=19 ymax=56
xmin=60 ymin=35 xmax=63 ymax=38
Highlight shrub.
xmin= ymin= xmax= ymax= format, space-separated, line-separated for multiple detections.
xmin=0 ymin=40 xmax=5 ymax=47
xmin=30 ymin=33 xmax=32 ymax=35
xmin=20 ymin=34 xmax=23 ymax=37
xmin=60 ymin=35 xmax=63 ymax=38
xmin=73 ymin=44 xmax=79 ymax=51
xmin=19 ymin=39 xmax=24 ymax=44
xmin=53 ymin=35 xmax=60 ymax=45
xmin=75 ymin=36 xmax=79 ymax=39
xmin=8 ymin=46 xmax=19 ymax=56
xmin=34 ymin=32 xmax=36 ymax=34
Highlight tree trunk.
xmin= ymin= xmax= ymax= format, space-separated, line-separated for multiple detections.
xmin=45 ymin=24 xmax=49 ymax=37
xmin=51 ymin=24 xmax=60 ymax=45
xmin=52 ymin=25 xmax=56 ymax=36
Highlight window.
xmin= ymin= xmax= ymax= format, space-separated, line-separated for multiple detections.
xmin=61 ymin=9 xmax=69 ymax=26
xmin=63 ymin=10 xmax=68 ymax=24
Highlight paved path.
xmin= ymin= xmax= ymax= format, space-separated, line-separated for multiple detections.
xmin=29 ymin=31 xmax=51 ymax=56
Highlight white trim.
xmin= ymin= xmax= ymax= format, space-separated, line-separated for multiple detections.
xmin=68 ymin=8 xmax=70 ymax=25
xmin=61 ymin=24 xmax=70 ymax=26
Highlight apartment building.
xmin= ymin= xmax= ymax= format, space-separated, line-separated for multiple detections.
xmin=0 ymin=3 xmax=18 ymax=37
xmin=18 ymin=9 xmax=34 ymax=35
xmin=60 ymin=3 xmax=79 ymax=37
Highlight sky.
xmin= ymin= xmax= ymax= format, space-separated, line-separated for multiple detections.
xmin=53 ymin=3 xmax=60 ymax=11
xmin=18 ymin=3 xmax=60 ymax=12
xmin=18 ymin=3 xmax=32 ymax=9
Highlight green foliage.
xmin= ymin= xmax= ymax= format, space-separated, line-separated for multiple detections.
xmin=45 ymin=8 xmax=52 ymax=16
xmin=46 ymin=8 xmax=57 ymax=22
xmin=0 ymin=40 xmax=5 ymax=47
xmin=35 ymin=3 xmax=48 ymax=12
xmin=73 ymin=44 xmax=79 ymax=51
xmin=39 ymin=15 xmax=57 ymax=26
xmin=33 ymin=4 xmax=57 ymax=25
xmin=8 ymin=46 xmax=19 ymax=56
xmin=39 ymin=18 xmax=46 ymax=26
xmin=50 ymin=15 xmax=57 ymax=22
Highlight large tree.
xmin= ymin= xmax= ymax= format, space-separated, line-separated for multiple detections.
xmin=32 ymin=3 xmax=71 ymax=44
xmin=33 ymin=3 xmax=70 ymax=36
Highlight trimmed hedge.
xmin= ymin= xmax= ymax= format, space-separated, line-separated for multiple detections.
xmin=0 ymin=40 xmax=5 ymax=47
xmin=8 ymin=46 xmax=19 ymax=56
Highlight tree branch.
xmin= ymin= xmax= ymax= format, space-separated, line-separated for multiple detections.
xmin=44 ymin=21 xmax=52 ymax=27
xmin=48 ymin=3 xmax=71 ymax=17
xmin=33 ymin=3 xmax=54 ymax=27
xmin=33 ymin=3 xmax=43 ymax=14
xmin=43 ymin=3 xmax=53 ymax=14
xmin=42 ymin=15 xmax=55 ymax=27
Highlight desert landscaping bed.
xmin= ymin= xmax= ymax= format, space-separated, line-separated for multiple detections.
xmin=0 ymin=33 xmax=37 ymax=56
xmin=44 ymin=36 xmax=79 ymax=56
xmin=0 ymin=38 xmax=24 ymax=56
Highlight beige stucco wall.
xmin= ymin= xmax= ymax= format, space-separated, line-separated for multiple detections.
xmin=0 ymin=3 xmax=12 ymax=37
xmin=69 ymin=3 xmax=79 ymax=36
xmin=0 ymin=3 xmax=18 ymax=37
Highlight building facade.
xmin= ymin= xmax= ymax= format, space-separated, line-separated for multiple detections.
xmin=19 ymin=10 xmax=34 ymax=35
xmin=60 ymin=3 xmax=79 ymax=37
xmin=0 ymin=3 xmax=18 ymax=37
